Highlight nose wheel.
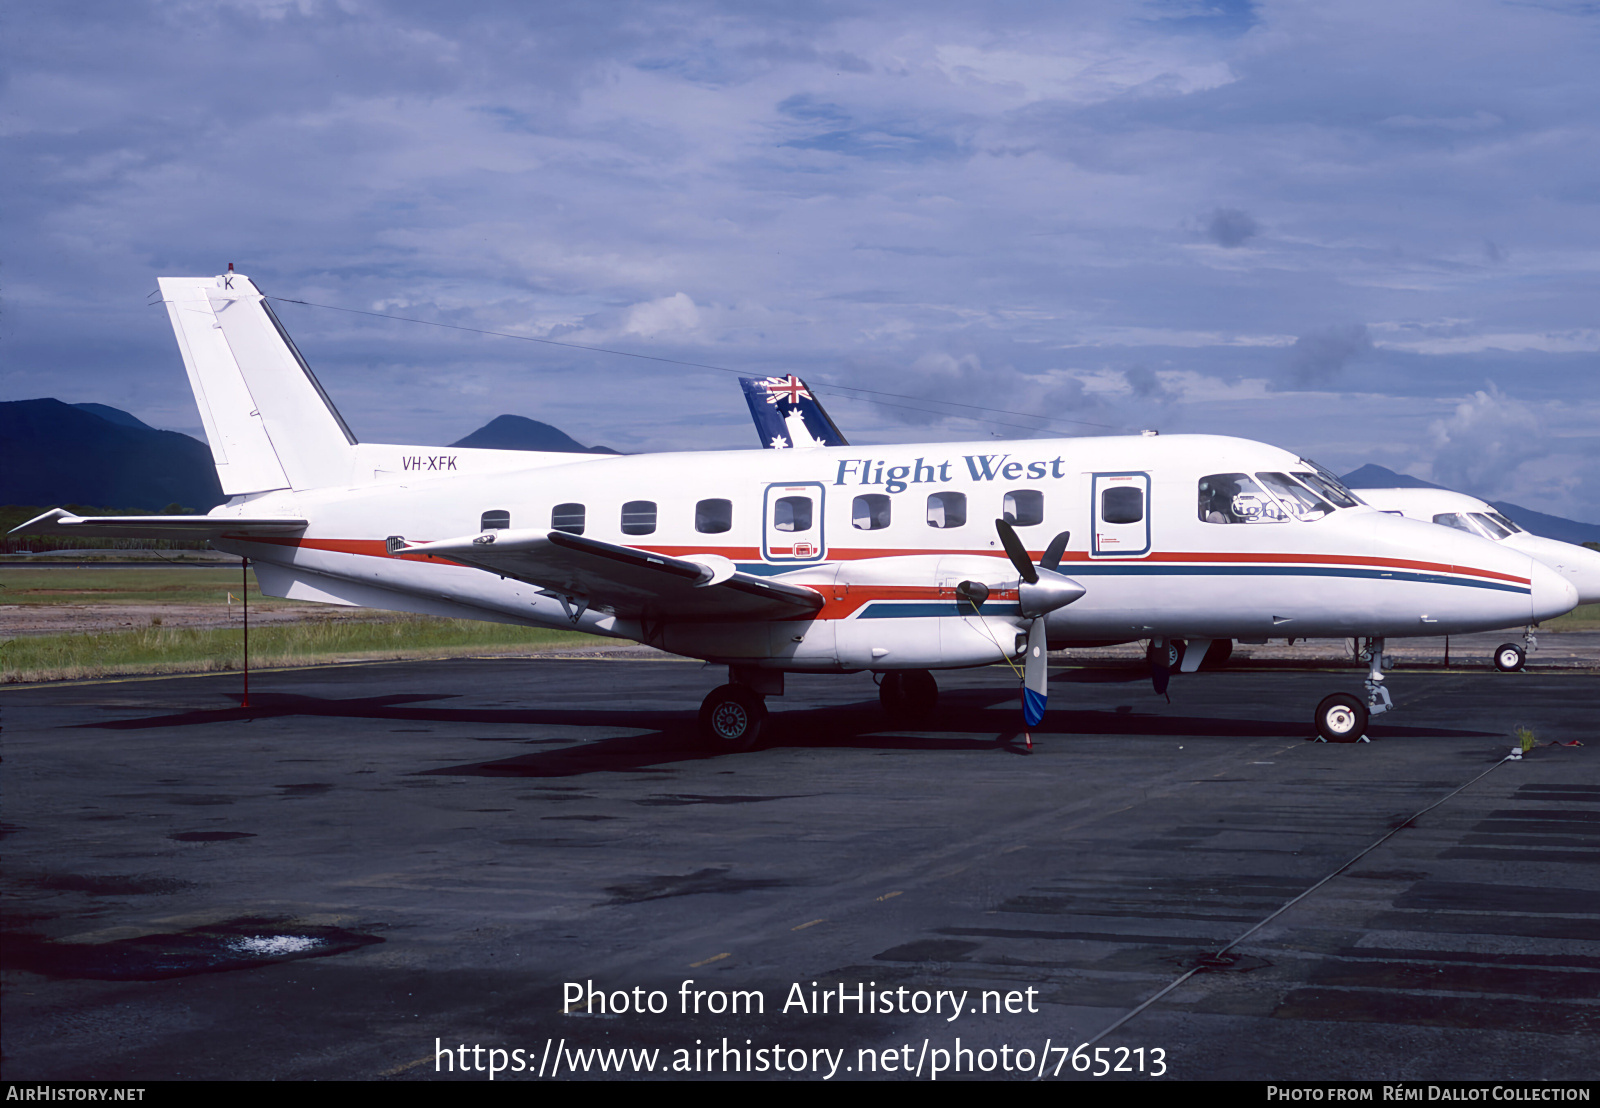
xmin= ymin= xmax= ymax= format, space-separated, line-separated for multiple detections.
xmin=1314 ymin=693 xmax=1369 ymax=743
xmin=1312 ymin=636 xmax=1391 ymax=742
xmin=699 ymin=684 xmax=767 ymax=751
xmin=1493 ymin=643 xmax=1526 ymax=672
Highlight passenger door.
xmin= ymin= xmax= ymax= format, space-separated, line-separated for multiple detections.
xmin=762 ymin=482 xmax=828 ymax=564
xmin=1091 ymin=471 xmax=1151 ymax=557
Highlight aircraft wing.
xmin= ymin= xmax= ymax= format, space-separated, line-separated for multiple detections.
xmin=402 ymin=529 xmax=823 ymax=622
xmin=8 ymin=508 xmax=308 ymax=541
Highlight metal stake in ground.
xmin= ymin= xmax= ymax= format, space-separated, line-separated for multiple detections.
xmin=242 ymin=557 xmax=250 ymax=709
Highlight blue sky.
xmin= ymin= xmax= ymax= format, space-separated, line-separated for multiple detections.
xmin=4 ymin=0 xmax=1597 ymax=520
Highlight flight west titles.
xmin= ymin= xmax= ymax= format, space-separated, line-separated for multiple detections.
xmin=834 ymin=454 xmax=1070 ymax=494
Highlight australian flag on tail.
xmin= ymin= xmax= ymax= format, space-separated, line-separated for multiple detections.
xmin=738 ymin=375 xmax=850 ymax=449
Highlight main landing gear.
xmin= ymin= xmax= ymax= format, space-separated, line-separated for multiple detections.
xmin=699 ymin=685 xmax=767 ymax=752
xmin=878 ymin=669 xmax=939 ymax=724
xmin=1313 ymin=636 xmax=1393 ymax=743
xmin=698 ymin=667 xmax=784 ymax=752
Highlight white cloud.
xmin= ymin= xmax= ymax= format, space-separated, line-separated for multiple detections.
xmin=623 ymin=292 xmax=701 ymax=338
xmin=1426 ymin=385 xmax=1544 ymax=498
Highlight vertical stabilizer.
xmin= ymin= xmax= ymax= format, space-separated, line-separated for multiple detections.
xmin=159 ymin=274 xmax=357 ymax=493
xmin=739 ymin=375 xmax=849 ymax=449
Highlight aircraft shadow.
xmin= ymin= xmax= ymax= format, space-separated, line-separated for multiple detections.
xmin=78 ymin=689 xmax=1498 ymax=779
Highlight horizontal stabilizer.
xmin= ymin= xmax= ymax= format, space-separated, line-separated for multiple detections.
xmin=402 ymin=528 xmax=823 ymax=622
xmin=8 ymin=508 xmax=307 ymax=541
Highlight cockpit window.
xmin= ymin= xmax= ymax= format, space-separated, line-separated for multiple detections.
xmin=1256 ymin=472 xmax=1333 ymax=521
xmin=1432 ymin=512 xmax=1480 ymax=536
xmin=1470 ymin=512 xmax=1514 ymax=540
xmin=1198 ymin=473 xmax=1286 ymax=524
xmin=1298 ymin=459 xmax=1366 ymax=506
xmin=1485 ymin=510 xmax=1522 ymax=534
xmin=1292 ymin=471 xmax=1360 ymax=509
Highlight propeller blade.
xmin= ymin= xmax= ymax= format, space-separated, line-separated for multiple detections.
xmin=994 ymin=518 xmax=1038 ymax=585
xmin=1041 ymin=531 xmax=1071 ymax=572
xmin=1023 ymin=618 xmax=1049 ymax=727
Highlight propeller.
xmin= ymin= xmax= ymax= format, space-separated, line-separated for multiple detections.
xmin=994 ymin=520 xmax=1086 ymax=732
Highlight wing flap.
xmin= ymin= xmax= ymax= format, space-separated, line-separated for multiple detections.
xmin=403 ymin=528 xmax=822 ymax=621
xmin=8 ymin=508 xmax=308 ymax=541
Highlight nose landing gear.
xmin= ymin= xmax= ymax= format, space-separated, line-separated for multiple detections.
xmin=1313 ymin=636 xmax=1391 ymax=742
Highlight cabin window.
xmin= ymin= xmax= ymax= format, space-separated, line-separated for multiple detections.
xmin=695 ymin=498 xmax=733 ymax=534
xmin=853 ymin=494 xmax=891 ymax=530
xmin=1198 ymin=474 xmax=1283 ymax=524
xmin=621 ymin=500 xmax=657 ymax=535
xmin=1255 ymin=472 xmax=1332 ymax=521
xmin=773 ymin=495 xmax=813 ymax=533
xmin=927 ymin=491 xmax=967 ymax=529
xmin=480 ymin=510 xmax=511 ymax=531
xmin=551 ymin=503 xmax=585 ymax=535
xmin=1101 ymin=486 xmax=1144 ymax=525
xmin=1003 ymin=490 xmax=1044 ymax=527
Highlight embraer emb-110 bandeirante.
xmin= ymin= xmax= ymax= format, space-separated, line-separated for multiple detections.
xmin=1357 ymin=486 xmax=1600 ymax=673
xmin=12 ymin=273 xmax=1579 ymax=746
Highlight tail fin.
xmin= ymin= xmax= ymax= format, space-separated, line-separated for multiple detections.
xmin=739 ymin=375 xmax=849 ymax=449
xmin=159 ymin=273 xmax=357 ymax=494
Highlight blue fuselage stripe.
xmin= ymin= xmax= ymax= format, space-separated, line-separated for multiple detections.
xmin=735 ymin=562 xmax=1531 ymax=618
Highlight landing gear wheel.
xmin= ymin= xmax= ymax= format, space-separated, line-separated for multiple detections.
xmin=1493 ymin=643 xmax=1526 ymax=672
xmin=699 ymin=684 xmax=767 ymax=752
xmin=1314 ymin=693 xmax=1368 ymax=743
xmin=1201 ymin=638 xmax=1234 ymax=670
xmin=878 ymin=670 xmax=939 ymax=723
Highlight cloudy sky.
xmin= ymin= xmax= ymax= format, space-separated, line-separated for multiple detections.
xmin=5 ymin=0 xmax=1598 ymax=521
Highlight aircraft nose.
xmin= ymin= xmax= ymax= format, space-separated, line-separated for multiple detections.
xmin=1529 ymin=558 xmax=1580 ymax=623
xmin=1562 ymin=546 xmax=1600 ymax=606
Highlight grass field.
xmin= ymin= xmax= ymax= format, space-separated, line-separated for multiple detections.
xmin=1546 ymin=602 xmax=1600 ymax=630
xmin=1 ymin=617 xmax=604 ymax=683
xmin=0 ymin=565 xmax=605 ymax=682
xmin=1 ymin=564 xmax=288 ymax=606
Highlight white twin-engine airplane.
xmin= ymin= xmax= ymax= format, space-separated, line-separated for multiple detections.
xmin=13 ymin=273 xmax=1579 ymax=748
xmin=1356 ymin=486 xmax=1600 ymax=672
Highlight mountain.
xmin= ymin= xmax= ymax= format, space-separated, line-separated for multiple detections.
xmin=1338 ymin=464 xmax=1443 ymax=491
xmin=71 ymin=402 xmax=153 ymax=430
xmin=450 ymin=414 xmax=618 ymax=454
xmin=1 ymin=399 xmax=225 ymax=512
xmin=1340 ymin=464 xmax=1600 ymax=545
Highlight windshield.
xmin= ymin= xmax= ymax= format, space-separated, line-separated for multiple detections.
xmin=1433 ymin=512 xmax=1491 ymax=539
xmin=1470 ymin=512 xmax=1514 ymax=540
xmin=1292 ymin=470 xmax=1361 ymax=510
xmin=1485 ymin=510 xmax=1523 ymax=534
xmin=1299 ymin=459 xmax=1366 ymax=506
xmin=1256 ymin=472 xmax=1333 ymax=521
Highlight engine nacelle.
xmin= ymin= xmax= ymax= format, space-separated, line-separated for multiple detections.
xmin=657 ymin=554 xmax=1031 ymax=671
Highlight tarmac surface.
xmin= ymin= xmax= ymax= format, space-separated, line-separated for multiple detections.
xmin=2 ymin=654 xmax=1597 ymax=1082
